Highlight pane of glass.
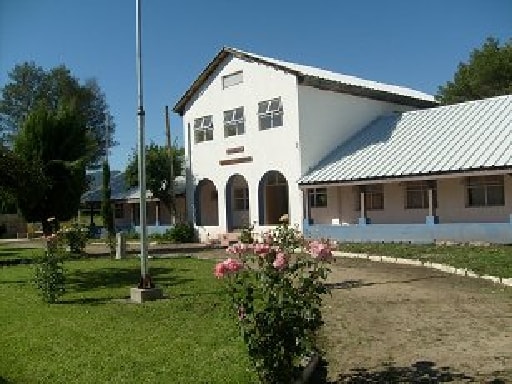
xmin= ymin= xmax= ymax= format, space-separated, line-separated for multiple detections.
xmin=372 ymin=193 xmax=384 ymax=210
xmin=270 ymin=98 xmax=280 ymax=111
xmin=468 ymin=186 xmax=485 ymax=206
xmin=225 ymin=124 xmax=236 ymax=137
xmin=234 ymin=188 xmax=244 ymax=198
xmin=487 ymin=185 xmax=504 ymax=205
xmin=259 ymin=115 xmax=272 ymax=130
xmin=195 ymin=130 xmax=203 ymax=143
xmin=194 ymin=118 xmax=202 ymax=129
xmin=258 ymin=101 xmax=268 ymax=114
xmin=224 ymin=110 xmax=233 ymax=122
xmin=317 ymin=194 xmax=327 ymax=207
xmin=273 ymin=113 xmax=283 ymax=127
xmin=407 ymin=191 xmax=423 ymax=208
xmin=205 ymin=129 xmax=213 ymax=141
xmin=277 ymin=173 xmax=286 ymax=184
xmin=235 ymin=107 xmax=244 ymax=120
xmin=237 ymin=121 xmax=245 ymax=135
xmin=203 ymin=115 xmax=212 ymax=127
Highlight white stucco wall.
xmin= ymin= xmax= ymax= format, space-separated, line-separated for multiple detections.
xmin=297 ymin=86 xmax=415 ymax=174
xmin=182 ymin=55 xmax=302 ymax=240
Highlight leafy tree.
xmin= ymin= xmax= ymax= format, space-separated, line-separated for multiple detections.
xmin=101 ymin=159 xmax=115 ymax=249
xmin=14 ymin=104 xmax=95 ymax=235
xmin=125 ymin=143 xmax=184 ymax=217
xmin=437 ymin=37 xmax=512 ymax=104
xmin=0 ymin=62 xmax=115 ymax=166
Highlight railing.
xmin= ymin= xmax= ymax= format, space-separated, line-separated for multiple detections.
xmin=303 ymin=220 xmax=512 ymax=244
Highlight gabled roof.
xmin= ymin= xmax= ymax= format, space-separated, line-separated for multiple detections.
xmin=81 ymin=173 xmax=186 ymax=203
xmin=299 ymin=95 xmax=512 ymax=186
xmin=173 ymin=47 xmax=437 ymax=115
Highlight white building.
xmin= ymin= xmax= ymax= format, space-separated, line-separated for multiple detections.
xmin=173 ymin=47 xmax=436 ymax=242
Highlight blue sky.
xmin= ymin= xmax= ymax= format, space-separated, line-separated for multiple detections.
xmin=1 ymin=0 xmax=511 ymax=171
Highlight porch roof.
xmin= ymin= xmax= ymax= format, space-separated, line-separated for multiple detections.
xmin=299 ymin=95 xmax=512 ymax=186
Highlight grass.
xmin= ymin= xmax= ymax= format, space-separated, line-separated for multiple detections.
xmin=0 ymin=245 xmax=41 ymax=260
xmin=0 ymin=257 xmax=258 ymax=384
xmin=337 ymin=243 xmax=512 ymax=278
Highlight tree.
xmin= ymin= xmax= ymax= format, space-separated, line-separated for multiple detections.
xmin=125 ymin=143 xmax=184 ymax=217
xmin=0 ymin=62 xmax=115 ymax=166
xmin=437 ymin=37 xmax=512 ymax=104
xmin=101 ymin=159 xmax=115 ymax=248
xmin=13 ymin=104 xmax=95 ymax=235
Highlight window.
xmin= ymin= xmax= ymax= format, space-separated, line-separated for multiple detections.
xmin=114 ymin=203 xmax=124 ymax=219
xmin=224 ymin=107 xmax=245 ymax=137
xmin=258 ymin=97 xmax=283 ymax=130
xmin=266 ymin=172 xmax=287 ymax=186
xmin=356 ymin=185 xmax=384 ymax=210
xmin=222 ymin=71 xmax=243 ymax=89
xmin=194 ymin=115 xmax=214 ymax=143
xmin=467 ymin=175 xmax=504 ymax=207
xmin=234 ymin=187 xmax=249 ymax=211
xmin=405 ymin=181 xmax=437 ymax=209
xmin=308 ymin=188 xmax=327 ymax=208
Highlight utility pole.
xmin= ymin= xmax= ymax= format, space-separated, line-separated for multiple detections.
xmin=165 ymin=106 xmax=175 ymax=223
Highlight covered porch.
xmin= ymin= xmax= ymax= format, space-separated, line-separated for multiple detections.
xmin=302 ymin=172 xmax=512 ymax=244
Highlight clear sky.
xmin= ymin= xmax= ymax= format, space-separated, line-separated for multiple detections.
xmin=1 ymin=0 xmax=511 ymax=171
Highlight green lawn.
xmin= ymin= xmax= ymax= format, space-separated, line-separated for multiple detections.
xmin=0 ymin=245 xmax=41 ymax=261
xmin=0 ymin=257 xmax=258 ymax=384
xmin=338 ymin=243 xmax=512 ymax=278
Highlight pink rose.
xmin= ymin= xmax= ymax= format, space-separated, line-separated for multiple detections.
xmin=214 ymin=262 xmax=227 ymax=278
xmin=223 ymin=257 xmax=243 ymax=273
xmin=254 ymin=242 xmax=271 ymax=256
xmin=309 ymin=240 xmax=333 ymax=261
xmin=273 ymin=252 xmax=288 ymax=270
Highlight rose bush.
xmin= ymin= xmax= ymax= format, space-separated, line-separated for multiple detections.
xmin=214 ymin=223 xmax=333 ymax=384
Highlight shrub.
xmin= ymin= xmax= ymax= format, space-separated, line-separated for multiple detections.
xmin=60 ymin=222 xmax=88 ymax=254
xmin=34 ymin=235 xmax=66 ymax=303
xmin=214 ymin=223 xmax=332 ymax=384
xmin=166 ymin=222 xmax=195 ymax=243
xmin=239 ymin=224 xmax=254 ymax=244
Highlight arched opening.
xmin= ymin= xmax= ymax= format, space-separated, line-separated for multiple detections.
xmin=194 ymin=179 xmax=219 ymax=226
xmin=258 ymin=171 xmax=289 ymax=225
xmin=226 ymin=174 xmax=250 ymax=231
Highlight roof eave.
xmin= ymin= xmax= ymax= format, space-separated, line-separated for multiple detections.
xmin=298 ymin=166 xmax=512 ymax=188
xmin=300 ymin=76 xmax=438 ymax=108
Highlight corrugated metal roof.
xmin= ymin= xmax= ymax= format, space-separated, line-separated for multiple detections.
xmin=81 ymin=174 xmax=186 ymax=203
xmin=299 ymin=95 xmax=512 ymax=185
xmin=173 ymin=47 xmax=436 ymax=115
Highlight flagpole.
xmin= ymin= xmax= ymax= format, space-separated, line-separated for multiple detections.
xmin=136 ymin=0 xmax=149 ymax=286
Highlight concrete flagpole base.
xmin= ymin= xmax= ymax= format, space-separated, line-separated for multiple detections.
xmin=130 ymin=287 xmax=163 ymax=303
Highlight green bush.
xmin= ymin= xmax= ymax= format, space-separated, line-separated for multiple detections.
xmin=166 ymin=223 xmax=196 ymax=243
xmin=60 ymin=223 xmax=88 ymax=254
xmin=34 ymin=237 xmax=66 ymax=303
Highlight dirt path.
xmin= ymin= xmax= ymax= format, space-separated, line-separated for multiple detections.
xmin=320 ymin=257 xmax=512 ymax=383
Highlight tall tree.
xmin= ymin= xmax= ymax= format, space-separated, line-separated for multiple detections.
xmin=0 ymin=62 xmax=115 ymax=166
xmin=125 ymin=143 xmax=184 ymax=217
xmin=436 ymin=37 xmax=512 ymax=104
xmin=14 ymin=104 xmax=95 ymax=235
xmin=101 ymin=159 xmax=115 ymax=239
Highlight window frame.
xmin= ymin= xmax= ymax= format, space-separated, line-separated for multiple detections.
xmin=224 ymin=106 xmax=245 ymax=137
xmin=114 ymin=203 xmax=124 ymax=219
xmin=233 ymin=187 xmax=249 ymax=211
xmin=222 ymin=71 xmax=243 ymax=89
xmin=308 ymin=188 xmax=327 ymax=208
xmin=193 ymin=115 xmax=214 ymax=144
xmin=466 ymin=175 xmax=505 ymax=207
xmin=355 ymin=184 xmax=384 ymax=211
xmin=258 ymin=97 xmax=284 ymax=130
xmin=404 ymin=181 xmax=437 ymax=209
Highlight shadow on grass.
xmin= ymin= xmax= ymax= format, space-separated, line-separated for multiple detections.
xmin=65 ymin=266 xmax=192 ymax=299
xmin=326 ymin=275 xmax=446 ymax=290
xmin=0 ymin=377 xmax=13 ymax=384
xmin=310 ymin=360 xmax=488 ymax=383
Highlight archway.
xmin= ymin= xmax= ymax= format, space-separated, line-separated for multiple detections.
xmin=226 ymin=174 xmax=250 ymax=231
xmin=258 ymin=171 xmax=289 ymax=225
xmin=194 ymin=179 xmax=219 ymax=226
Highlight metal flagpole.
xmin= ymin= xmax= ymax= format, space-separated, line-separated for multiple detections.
xmin=136 ymin=0 xmax=150 ymax=287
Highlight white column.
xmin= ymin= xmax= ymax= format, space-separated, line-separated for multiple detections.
xmin=428 ymin=188 xmax=434 ymax=217
xmin=359 ymin=191 xmax=367 ymax=225
xmin=155 ymin=201 xmax=160 ymax=226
